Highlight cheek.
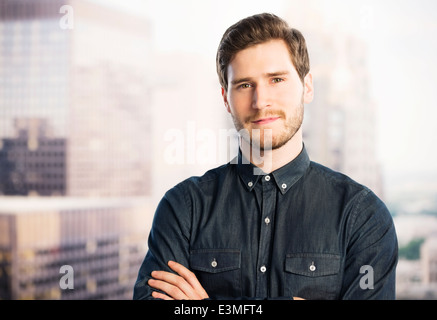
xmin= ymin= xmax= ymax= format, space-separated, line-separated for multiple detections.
xmin=229 ymin=92 xmax=252 ymax=114
xmin=278 ymin=86 xmax=303 ymax=107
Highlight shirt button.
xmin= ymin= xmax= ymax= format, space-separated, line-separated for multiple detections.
xmin=211 ymin=259 xmax=217 ymax=268
xmin=264 ymin=175 xmax=270 ymax=181
xmin=281 ymin=183 xmax=287 ymax=189
xmin=264 ymin=217 xmax=270 ymax=225
xmin=309 ymin=262 xmax=316 ymax=272
xmin=260 ymin=265 xmax=267 ymax=273
xmin=248 ymin=181 xmax=253 ymax=187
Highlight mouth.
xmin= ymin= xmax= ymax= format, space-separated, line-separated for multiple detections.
xmin=251 ymin=117 xmax=280 ymax=125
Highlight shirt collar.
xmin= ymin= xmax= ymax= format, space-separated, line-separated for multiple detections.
xmin=236 ymin=144 xmax=310 ymax=194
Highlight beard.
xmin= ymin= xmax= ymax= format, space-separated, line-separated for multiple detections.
xmin=231 ymin=98 xmax=304 ymax=152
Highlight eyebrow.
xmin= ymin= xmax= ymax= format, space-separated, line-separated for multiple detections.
xmin=230 ymin=71 xmax=290 ymax=86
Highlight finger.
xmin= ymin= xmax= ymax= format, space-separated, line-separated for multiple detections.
xmin=168 ymin=261 xmax=209 ymax=299
xmin=152 ymin=291 xmax=174 ymax=300
xmin=148 ymin=278 xmax=188 ymax=300
xmin=151 ymin=270 xmax=194 ymax=297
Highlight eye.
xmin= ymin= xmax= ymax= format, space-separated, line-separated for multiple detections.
xmin=272 ymin=78 xmax=284 ymax=84
xmin=239 ymin=83 xmax=252 ymax=89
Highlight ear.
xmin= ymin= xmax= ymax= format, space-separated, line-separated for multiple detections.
xmin=221 ymin=87 xmax=231 ymax=113
xmin=303 ymin=72 xmax=314 ymax=104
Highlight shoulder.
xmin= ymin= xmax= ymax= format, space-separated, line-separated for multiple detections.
xmin=307 ymin=162 xmax=395 ymax=247
xmin=306 ymin=161 xmax=372 ymax=200
xmin=179 ymin=162 xmax=233 ymax=187
xmin=155 ymin=163 xmax=234 ymax=225
xmin=165 ymin=162 xmax=234 ymax=200
xmin=307 ymin=161 xmax=390 ymax=220
xmin=308 ymin=161 xmax=365 ymax=190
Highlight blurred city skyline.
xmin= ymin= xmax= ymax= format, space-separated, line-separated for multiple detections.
xmin=0 ymin=0 xmax=154 ymax=299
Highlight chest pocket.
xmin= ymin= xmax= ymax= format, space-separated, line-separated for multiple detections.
xmin=190 ymin=249 xmax=241 ymax=298
xmin=284 ymin=253 xmax=342 ymax=300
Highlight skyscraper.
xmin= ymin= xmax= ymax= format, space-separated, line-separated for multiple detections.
xmin=0 ymin=0 xmax=152 ymax=197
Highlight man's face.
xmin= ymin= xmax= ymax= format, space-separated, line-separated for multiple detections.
xmin=222 ymin=39 xmax=313 ymax=150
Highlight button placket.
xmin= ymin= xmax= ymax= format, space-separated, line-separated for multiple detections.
xmin=255 ymin=174 xmax=275 ymax=297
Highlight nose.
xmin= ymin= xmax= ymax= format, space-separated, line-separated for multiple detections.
xmin=252 ymin=84 xmax=271 ymax=110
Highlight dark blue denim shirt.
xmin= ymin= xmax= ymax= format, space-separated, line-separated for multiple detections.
xmin=134 ymin=145 xmax=398 ymax=300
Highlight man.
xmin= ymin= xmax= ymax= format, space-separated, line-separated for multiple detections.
xmin=133 ymin=13 xmax=398 ymax=300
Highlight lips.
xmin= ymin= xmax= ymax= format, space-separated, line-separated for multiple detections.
xmin=251 ymin=117 xmax=280 ymax=125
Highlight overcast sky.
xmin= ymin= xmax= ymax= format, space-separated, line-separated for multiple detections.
xmin=93 ymin=0 xmax=437 ymax=183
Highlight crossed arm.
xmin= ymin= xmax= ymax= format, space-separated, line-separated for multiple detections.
xmin=148 ymin=260 xmax=209 ymax=300
xmin=148 ymin=260 xmax=305 ymax=300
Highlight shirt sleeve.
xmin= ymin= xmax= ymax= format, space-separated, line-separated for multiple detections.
xmin=340 ymin=189 xmax=398 ymax=300
xmin=133 ymin=183 xmax=192 ymax=300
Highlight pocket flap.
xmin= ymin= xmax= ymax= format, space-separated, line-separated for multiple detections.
xmin=285 ymin=253 xmax=341 ymax=277
xmin=190 ymin=249 xmax=240 ymax=274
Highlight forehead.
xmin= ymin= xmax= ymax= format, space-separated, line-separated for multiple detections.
xmin=227 ymin=39 xmax=297 ymax=79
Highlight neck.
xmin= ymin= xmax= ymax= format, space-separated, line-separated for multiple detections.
xmin=240 ymin=128 xmax=303 ymax=174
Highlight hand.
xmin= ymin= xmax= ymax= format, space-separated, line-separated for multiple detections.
xmin=148 ymin=260 xmax=209 ymax=300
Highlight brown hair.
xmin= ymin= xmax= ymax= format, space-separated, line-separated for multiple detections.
xmin=216 ymin=13 xmax=310 ymax=91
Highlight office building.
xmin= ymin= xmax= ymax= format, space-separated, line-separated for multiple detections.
xmin=0 ymin=197 xmax=151 ymax=300
xmin=0 ymin=118 xmax=66 ymax=196
xmin=0 ymin=0 xmax=152 ymax=197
